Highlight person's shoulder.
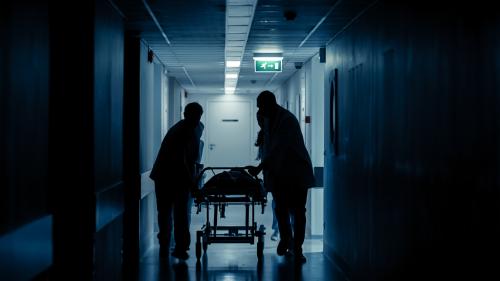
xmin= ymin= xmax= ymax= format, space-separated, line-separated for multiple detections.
xmin=164 ymin=120 xmax=186 ymax=138
xmin=278 ymin=107 xmax=297 ymax=122
xmin=170 ymin=120 xmax=186 ymax=130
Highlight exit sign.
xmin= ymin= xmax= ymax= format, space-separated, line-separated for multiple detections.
xmin=255 ymin=59 xmax=282 ymax=73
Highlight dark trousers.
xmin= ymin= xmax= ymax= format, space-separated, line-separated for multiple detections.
xmin=271 ymin=198 xmax=279 ymax=232
xmin=154 ymin=181 xmax=191 ymax=251
xmin=272 ymin=187 xmax=308 ymax=252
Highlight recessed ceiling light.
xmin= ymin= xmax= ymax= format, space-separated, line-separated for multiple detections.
xmin=226 ymin=61 xmax=241 ymax=67
xmin=252 ymin=56 xmax=283 ymax=61
xmin=253 ymin=53 xmax=283 ymax=61
xmin=225 ymin=87 xmax=236 ymax=94
xmin=225 ymin=73 xmax=238 ymax=79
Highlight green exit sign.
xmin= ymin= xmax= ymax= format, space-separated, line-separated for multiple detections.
xmin=255 ymin=60 xmax=282 ymax=73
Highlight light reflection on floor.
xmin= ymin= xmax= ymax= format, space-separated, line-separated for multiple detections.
xmin=139 ymin=196 xmax=345 ymax=281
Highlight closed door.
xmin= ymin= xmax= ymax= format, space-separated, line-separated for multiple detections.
xmin=205 ymin=100 xmax=252 ymax=167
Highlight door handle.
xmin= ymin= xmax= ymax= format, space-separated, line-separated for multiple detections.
xmin=209 ymin=144 xmax=216 ymax=150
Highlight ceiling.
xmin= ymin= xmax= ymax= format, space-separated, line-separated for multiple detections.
xmin=114 ymin=0 xmax=374 ymax=95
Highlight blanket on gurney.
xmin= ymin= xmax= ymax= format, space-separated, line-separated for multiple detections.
xmin=200 ymin=168 xmax=266 ymax=199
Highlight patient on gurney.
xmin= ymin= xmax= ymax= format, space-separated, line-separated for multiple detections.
xmin=197 ymin=168 xmax=266 ymax=199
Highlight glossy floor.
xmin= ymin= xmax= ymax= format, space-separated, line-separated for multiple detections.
xmin=139 ymin=198 xmax=347 ymax=281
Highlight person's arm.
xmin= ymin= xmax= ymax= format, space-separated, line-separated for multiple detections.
xmin=249 ymin=118 xmax=289 ymax=176
xmin=259 ymin=114 xmax=295 ymax=172
xmin=248 ymin=162 xmax=263 ymax=177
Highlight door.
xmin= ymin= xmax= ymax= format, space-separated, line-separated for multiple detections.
xmin=205 ymin=100 xmax=252 ymax=167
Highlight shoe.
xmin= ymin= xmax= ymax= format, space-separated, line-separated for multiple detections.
xmin=294 ymin=248 xmax=306 ymax=264
xmin=271 ymin=230 xmax=279 ymax=241
xmin=277 ymin=240 xmax=289 ymax=256
xmin=171 ymin=249 xmax=189 ymax=260
xmin=295 ymin=253 xmax=307 ymax=264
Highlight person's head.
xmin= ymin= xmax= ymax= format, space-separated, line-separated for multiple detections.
xmin=184 ymin=102 xmax=203 ymax=128
xmin=256 ymin=90 xmax=277 ymax=118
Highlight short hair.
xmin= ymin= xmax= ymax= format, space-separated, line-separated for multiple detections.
xmin=184 ymin=102 xmax=203 ymax=119
xmin=257 ymin=90 xmax=277 ymax=107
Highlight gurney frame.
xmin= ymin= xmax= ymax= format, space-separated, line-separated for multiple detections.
xmin=193 ymin=167 xmax=267 ymax=262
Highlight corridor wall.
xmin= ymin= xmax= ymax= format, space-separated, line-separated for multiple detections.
xmin=323 ymin=2 xmax=500 ymax=280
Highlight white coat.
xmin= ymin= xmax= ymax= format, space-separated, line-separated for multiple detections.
xmin=261 ymin=106 xmax=315 ymax=191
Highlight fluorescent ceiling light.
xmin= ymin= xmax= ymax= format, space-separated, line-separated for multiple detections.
xmin=225 ymin=73 xmax=238 ymax=79
xmin=253 ymin=53 xmax=283 ymax=61
xmin=225 ymin=87 xmax=236 ymax=94
xmin=253 ymin=57 xmax=283 ymax=61
xmin=225 ymin=81 xmax=236 ymax=87
xmin=226 ymin=60 xmax=241 ymax=67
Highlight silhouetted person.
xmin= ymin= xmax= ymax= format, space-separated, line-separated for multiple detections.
xmin=249 ymin=91 xmax=315 ymax=264
xmin=188 ymin=121 xmax=204 ymax=228
xmin=255 ymin=111 xmax=280 ymax=241
xmin=150 ymin=102 xmax=204 ymax=260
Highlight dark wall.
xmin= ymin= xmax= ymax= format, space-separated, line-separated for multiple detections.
xmin=93 ymin=0 xmax=125 ymax=280
xmin=94 ymin=0 xmax=124 ymax=193
xmin=95 ymin=217 xmax=123 ymax=281
xmin=323 ymin=2 xmax=500 ymax=280
xmin=123 ymin=32 xmax=141 ymax=279
xmin=0 ymin=0 xmax=49 ymax=234
xmin=482 ymin=8 xmax=500 ymax=190
xmin=50 ymin=0 xmax=125 ymax=279
xmin=50 ymin=0 xmax=95 ymax=278
xmin=0 ymin=1 xmax=53 ymax=280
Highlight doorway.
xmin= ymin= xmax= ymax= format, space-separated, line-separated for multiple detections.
xmin=204 ymin=100 xmax=253 ymax=168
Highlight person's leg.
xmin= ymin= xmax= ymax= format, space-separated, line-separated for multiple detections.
xmin=272 ymin=190 xmax=292 ymax=255
xmin=154 ymin=181 xmax=173 ymax=257
xmin=271 ymin=198 xmax=279 ymax=240
xmin=172 ymin=189 xmax=191 ymax=259
xmin=187 ymin=195 xmax=194 ymax=226
xmin=291 ymin=187 xmax=308 ymax=263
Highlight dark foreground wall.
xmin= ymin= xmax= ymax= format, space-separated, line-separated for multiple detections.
xmin=0 ymin=1 xmax=52 ymax=280
xmin=93 ymin=0 xmax=125 ymax=280
xmin=50 ymin=0 xmax=126 ymax=280
xmin=323 ymin=2 xmax=500 ymax=280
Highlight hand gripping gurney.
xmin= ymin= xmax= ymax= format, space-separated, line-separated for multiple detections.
xmin=192 ymin=167 xmax=267 ymax=263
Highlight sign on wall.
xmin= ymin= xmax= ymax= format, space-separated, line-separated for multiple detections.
xmin=254 ymin=59 xmax=282 ymax=73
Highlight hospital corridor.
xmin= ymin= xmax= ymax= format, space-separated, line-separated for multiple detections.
xmin=1 ymin=0 xmax=499 ymax=281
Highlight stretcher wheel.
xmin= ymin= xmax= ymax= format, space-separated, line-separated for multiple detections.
xmin=196 ymin=241 xmax=201 ymax=260
xmin=257 ymin=241 xmax=264 ymax=259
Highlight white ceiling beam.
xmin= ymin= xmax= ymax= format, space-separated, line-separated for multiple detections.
xmin=227 ymin=16 xmax=251 ymax=26
xmin=227 ymin=5 xmax=253 ymax=17
xmin=228 ymin=0 xmax=253 ymax=5
xmin=226 ymin=33 xmax=248 ymax=40
xmin=224 ymin=0 xmax=257 ymax=94
xmin=226 ymin=40 xmax=246 ymax=47
xmin=227 ymin=25 xmax=248 ymax=33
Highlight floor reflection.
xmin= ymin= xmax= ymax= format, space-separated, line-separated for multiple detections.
xmin=141 ymin=198 xmax=344 ymax=281
xmin=147 ymin=250 xmax=345 ymax=281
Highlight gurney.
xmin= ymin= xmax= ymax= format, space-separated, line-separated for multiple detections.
xmin=192 ymin=167 xmax=267 ymax=262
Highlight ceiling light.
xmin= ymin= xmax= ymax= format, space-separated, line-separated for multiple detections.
xmin=225 ymin=73 xmax=238 ymax=79
xmin=253 ymin=53 xmax=283 ymax=61
xmin=252 ymin=57 xmax=283 ymax=61
xmin=225 ymin=87 xmax=236 ymax=94
xmin=226 ymin=61 xmax=240 ymax=67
